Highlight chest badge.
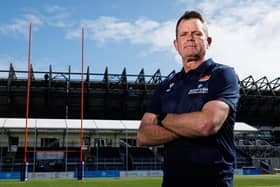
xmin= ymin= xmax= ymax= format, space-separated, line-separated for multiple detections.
xmin=199 ymin=74 xmax=211 ymax=82
xmin=188 ymin=75 xmax=209 ymax=95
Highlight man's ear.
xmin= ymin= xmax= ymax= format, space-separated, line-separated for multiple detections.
xmin=207 ymin=37 xmax=212 ymax=48
xmin=173 ymin=39 xmax=178 ymax=51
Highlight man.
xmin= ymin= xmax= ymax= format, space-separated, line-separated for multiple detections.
xmin=137 ymin=10 xmax=240 ymax=187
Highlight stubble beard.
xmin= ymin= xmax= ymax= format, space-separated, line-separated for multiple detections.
xmin=185 ymin=55 xmax=202 ymax=62
xmin=184 ymin=50 xmax=205 ymax=63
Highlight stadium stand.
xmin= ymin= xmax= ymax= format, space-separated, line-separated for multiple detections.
xmin=1 ymin=65 xmax=280 ymax=174
xmin=89 ymin=147 xmax=125 ymax=171
xmin=128 ymin=147 xmax=162 ymax=170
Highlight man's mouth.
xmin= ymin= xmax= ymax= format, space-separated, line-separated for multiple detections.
xmin=184 ymin=45 xmax=196 ymax=49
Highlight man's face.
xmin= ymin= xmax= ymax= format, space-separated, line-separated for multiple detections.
xmin=174 ymin=18 xmax=211 ymax=62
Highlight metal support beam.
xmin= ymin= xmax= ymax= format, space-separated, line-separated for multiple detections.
xmin=135 ymin=68 xmax=145 ymax=84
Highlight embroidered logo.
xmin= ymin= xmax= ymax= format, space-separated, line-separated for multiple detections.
xmin=188 ymin=87 xmax=208 ymax=94
xmin=188 ymin=83 xmax=208 ymax=95
xmin=199 ymin=75 xmax=211 ymax=82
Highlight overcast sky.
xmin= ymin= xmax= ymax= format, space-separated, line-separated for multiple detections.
xmin=0 ymin=0 xmax=280 ymax=81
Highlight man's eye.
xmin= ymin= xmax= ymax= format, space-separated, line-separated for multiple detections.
xmin=193 ymin=32 xmax=202 ymax=36
xmin=180 ymin=33 xmax=187 ymax=37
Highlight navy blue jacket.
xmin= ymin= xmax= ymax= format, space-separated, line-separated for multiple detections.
xmin=147 ymin=59 xmax=240 ymax=186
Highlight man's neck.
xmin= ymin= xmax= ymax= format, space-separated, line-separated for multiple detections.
xmin=183 ymin=58 xmax=205 ymax=73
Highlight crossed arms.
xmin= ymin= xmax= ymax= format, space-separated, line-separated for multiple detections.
xmin=137 ymin=100 xmax=230 ymax=146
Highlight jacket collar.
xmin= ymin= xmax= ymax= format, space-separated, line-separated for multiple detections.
xmin=177 ymin=58 xmax=214 ymax=79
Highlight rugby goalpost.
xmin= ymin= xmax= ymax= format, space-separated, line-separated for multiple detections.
xmin=21 ymin=23 xmax=86 ymax=181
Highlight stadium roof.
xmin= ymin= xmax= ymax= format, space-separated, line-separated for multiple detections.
xmin=0 ymin=118 xmax=139 ymax=130
xmin=0 ymin=118 xmax=257 ymax=131
xmin=234 ymin=122 xmax=258 ymax=131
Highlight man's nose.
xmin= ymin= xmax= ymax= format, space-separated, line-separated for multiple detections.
xmin=186 ymin=33 xmax=194 ymax=40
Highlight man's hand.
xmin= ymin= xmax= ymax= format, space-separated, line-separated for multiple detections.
xmin=137 ymin=112 xmax=179 ymax=146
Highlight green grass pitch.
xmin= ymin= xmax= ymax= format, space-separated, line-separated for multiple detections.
xmin=0 ymin=175 xmax=280 ymax=187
